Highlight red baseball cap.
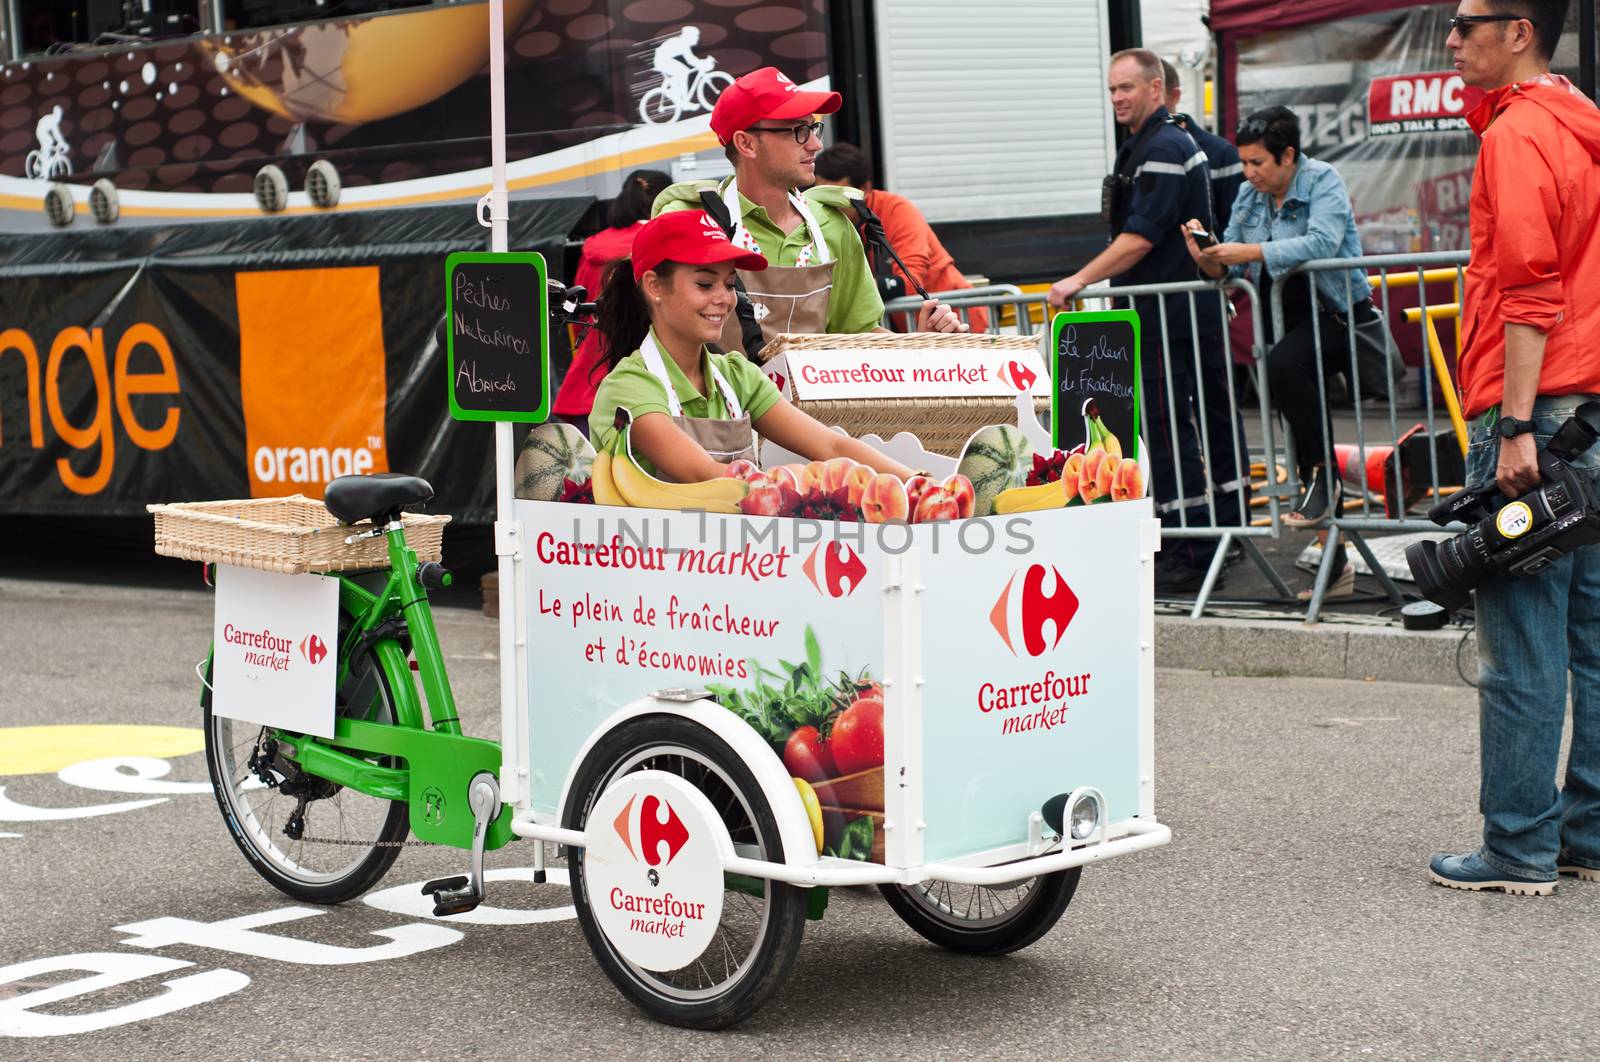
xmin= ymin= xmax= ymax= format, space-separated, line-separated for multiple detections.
xmin=631 ymin=210 xmax=769 ymax=280
xmin=709 ymin=66 xmax=842 ymax=146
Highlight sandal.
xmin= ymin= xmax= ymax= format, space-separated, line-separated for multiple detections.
xmin=1298 ymin=563 xmax=1355 ymax=602
xmin=1284 ymin=465 xmax=1341 ymax=529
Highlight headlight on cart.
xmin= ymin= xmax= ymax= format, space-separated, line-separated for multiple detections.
xmin=1069 ymin=788 xmax=1104 ymax=841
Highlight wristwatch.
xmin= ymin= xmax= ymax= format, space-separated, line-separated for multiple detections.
xmin=1496 ymin=415 xmax=1537 ymax=439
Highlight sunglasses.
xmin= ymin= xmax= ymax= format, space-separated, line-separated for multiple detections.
xmin=745 ymin=121 xmax=825 ymax=145
xmin=1236 ymin=115 xmax=1272 ymax=138
xmin=1447 ymin=13 xmax=1536 ymax=36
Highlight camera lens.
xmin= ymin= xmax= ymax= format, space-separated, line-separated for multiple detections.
xmin=1405 ymin=539 xmax=1475 ymax=612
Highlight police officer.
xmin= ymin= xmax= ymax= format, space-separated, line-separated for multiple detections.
xmin=1049 ymin=48 xmax=1246 ymax=594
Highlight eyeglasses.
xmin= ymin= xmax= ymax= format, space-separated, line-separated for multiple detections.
xmin=1236 ymin=116 xmax=1271 ymax=138
xmin=745 ymin=121 xmax=824 ymax=145
xmin=1447 ymin=13 xmax=1535 ymax=37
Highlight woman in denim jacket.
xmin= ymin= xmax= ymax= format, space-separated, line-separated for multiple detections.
xmin=1184 ymin=105 xmax=1381 ymax=599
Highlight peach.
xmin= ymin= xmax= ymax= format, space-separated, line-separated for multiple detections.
xmin=724 ymin=458 xmax=763 ymax=482
xmin=860 ymin=473 xmax=910 ymax=523
xmin=821 ymin=457 xmax=859 ymax=494
xmin=904 ymin=474 xmax=934 ymax=512
xmin=1095 ymin=454 xmax=1120 ymax=500
xmin=842 ymin=464 xmax=875 ymax=508
xmin=1079 ymin=450 xmax=1109 ymax=503
xmin=940 ymin=474 xmax=975 ymax=519
xmin=913 ymin=487 xmax=960 ymax=524
xmin=739 ymin=481 xmax=785 ymax=517
xmin=1112 ymin=458 xmax=1144 ymax=502
xmin=771 ymin=465 xmax=804 ymax=491
xmin=1061 ymin=452 xmax=1086 ymax=504
xmin=803 ymin=460 xmax=828 ymax=492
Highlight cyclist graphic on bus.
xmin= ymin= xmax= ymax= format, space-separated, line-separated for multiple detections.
xmin=27 ymin=105 xmax=72 ymax=180
xmin=640 ymin=27 xmax=733 ymax=125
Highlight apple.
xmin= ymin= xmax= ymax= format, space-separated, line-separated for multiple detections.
xmin=904 ymin=474 xmax=934 ymax=512
xmin=1111 ymin=458 xmax=1144 ymax=502
xmin=860 ymin=473 xmax=910 ymax=523
xmin=940 ymin=473 xmax=975 ymax=519
xmin=739 ymin=480 xmax=784 ymax=516
xmin=1061 ymin=452 xmax=1086 ymax=504
xmin=724 ymin=458 xmax=763 ymax=482
xmin=913 ymin=487 xmax=960 ymax=524
xmin=1080 ymin=450 xmax=1109 ymax=503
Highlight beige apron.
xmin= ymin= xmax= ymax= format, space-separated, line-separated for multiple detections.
xmin=717 ymin=178 xmax=837 ymax=358
xmin=639 ymin=333 xmax=757 ymax=469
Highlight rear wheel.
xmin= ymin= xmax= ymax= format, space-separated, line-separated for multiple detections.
xmin=639 ymin=87 xmax=681 ymax=124
xmin=565 ymin=716 xmax=805 ymax=1029
xmin=203 ymin=643 xmax=409 ymax=904
xmin=878 ymin=868 xmax=1081 ymax=955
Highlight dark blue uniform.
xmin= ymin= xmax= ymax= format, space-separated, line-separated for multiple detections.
xmin=1173 ymin=112 xmax=1244 ymax=234
xmin=1108 ymin=107 xmax=1247 ymax=582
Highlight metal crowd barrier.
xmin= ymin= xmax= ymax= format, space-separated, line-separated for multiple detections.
xmin=1268 ymin=251 xmax=1472 ymax=621
xmin=883 ymin=284 xmax=1028 ymax=334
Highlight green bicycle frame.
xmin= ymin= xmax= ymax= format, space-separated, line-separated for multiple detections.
xmin=208 ymin=520 xmax=513 ymax=852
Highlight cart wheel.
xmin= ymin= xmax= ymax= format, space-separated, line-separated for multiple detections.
xmin=564 ymin=715 xmax=806 ymax=1029
xmin=202 ymin=644 xmax=409 ymax=905
xmin=878 ymin=868 xmax=1081 ymax=955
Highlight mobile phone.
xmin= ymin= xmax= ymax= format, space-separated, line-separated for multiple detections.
xmin=1191 ymin=228 xmax=1218 ymax=249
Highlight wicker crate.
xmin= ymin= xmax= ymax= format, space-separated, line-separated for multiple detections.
xmin=760 ymin=332 xmax=1051 ymax=457
xmin=147 ymin=495 xmax=450 ymax=575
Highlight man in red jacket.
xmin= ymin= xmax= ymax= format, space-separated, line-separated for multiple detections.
xmin=1430 ymin=0 xmax=1600 ymax=896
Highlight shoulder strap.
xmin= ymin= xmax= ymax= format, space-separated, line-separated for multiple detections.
xmin=1114 ymin=115 xmax=1169 ymax=180
xmin=852 ymin=192 xmax=927 ymax=300
xmin=699 ymin=188 xmax=769 ymax=358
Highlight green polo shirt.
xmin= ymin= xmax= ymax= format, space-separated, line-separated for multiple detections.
xmin=654 ymin=178 xmax=885 ymax=335
xmin=589 ymin=338 xmax=782 ymax=474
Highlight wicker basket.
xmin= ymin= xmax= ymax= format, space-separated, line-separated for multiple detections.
xmin=147 ymin=495 xmax=450 ymax=575
xmin=760 ymin=332 xmax=1051 ymax=457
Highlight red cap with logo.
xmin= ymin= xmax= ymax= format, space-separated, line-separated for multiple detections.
xmin=631 ymin=210 xmax=769 ymax=280
xmin=709 ymin=66 xmax=842 ymax=146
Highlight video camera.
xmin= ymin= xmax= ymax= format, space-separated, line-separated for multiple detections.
xmin=1406 ymin=401 xmax=1600 ymax=611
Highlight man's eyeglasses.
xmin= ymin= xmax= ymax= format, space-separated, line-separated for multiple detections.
xmin=745 ymin=121 xmax=824 ymax=144
xmin=1447 ymin=13 xmax=1536 ymax=37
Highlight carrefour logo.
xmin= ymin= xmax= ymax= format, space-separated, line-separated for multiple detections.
xmin=990 ymin=564 xmax=1079 ymax=657
xmin=996 ymin=358 xmax=1038 ymax=392
xmin=613 ymin=793 xmax=689 ymax=867
xmin=802 ymin=541 xmax=867 ymax=598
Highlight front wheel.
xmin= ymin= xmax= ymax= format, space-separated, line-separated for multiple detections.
xmin=565 ymin=715 xmax=806 ymax=1029
xmin=202 ymin=645 xmax=410 ymax=904
xmin=879 ymin=868 xmax=1081 ymax=955
xmin=695 ymin=70 xmax=734 ymax=110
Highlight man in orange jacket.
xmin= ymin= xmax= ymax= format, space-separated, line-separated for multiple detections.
xmin=1430 ymin=0 xmax=1600 ymax=896
xmin=812 ymin=143 xmax=990 ymax=333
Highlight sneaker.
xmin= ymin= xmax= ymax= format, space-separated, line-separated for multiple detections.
xmin=1429 ymin=850 xmax=1556 ymax=896
xmin=1154 ymin=559 xmax=1223 ymax=596
xmin=1558 ymin=855 xmax=1600 ymax=882
xmin=1284 ymin=465 xmax=1341 ymax=529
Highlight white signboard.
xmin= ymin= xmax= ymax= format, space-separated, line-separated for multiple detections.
xmin=212 ymin=566 xmax=338 ymax=738
xmin=783 ymin=347 xmax=1051 ymax=401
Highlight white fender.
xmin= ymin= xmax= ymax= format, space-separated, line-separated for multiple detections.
xmin=556 ymin=695 xmax=819 ymax=870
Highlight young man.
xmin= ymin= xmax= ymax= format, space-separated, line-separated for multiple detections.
xmin=1430 ymin=0 xmax=1600 ymax=896
xmin=654 ymin=67 xmax=962 ymax=355
xmin=812 ymin=142 xmax=990 ymax=333
xmin=1049 ymin=49 xmax=1245 ymax=593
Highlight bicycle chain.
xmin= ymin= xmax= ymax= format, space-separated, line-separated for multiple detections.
xmin=294 ymin=835 xmax=439 ymax=848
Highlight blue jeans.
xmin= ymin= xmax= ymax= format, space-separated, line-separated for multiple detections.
xmin=1468 ymin=395 xmax=1600 ymax=878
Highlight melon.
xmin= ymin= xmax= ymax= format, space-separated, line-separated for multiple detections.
xmin=515 ymin=423 xmax=595 ymax=501
xmin=955 ymin=423 xmax=1034 ymax=517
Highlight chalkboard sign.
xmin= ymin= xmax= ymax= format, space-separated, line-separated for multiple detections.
xmin=1051 ymin=309 xmax=1140 ymax=460
xmin=445 ymin=251 xmax=550 ymax=423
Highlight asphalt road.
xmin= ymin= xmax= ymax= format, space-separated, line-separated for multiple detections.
xmin=3 ymin=571 xmax=1598 ymax=1060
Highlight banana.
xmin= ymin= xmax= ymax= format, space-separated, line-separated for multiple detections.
xmin=611 ymin=433 xmax=746 ymax=513
xmin=589 ymin=438 xmax=628 ymax=507
xmin=1093 ymin=415 xmax=1123 ymax=460
xmin=994 ymin=479 xmax=1069 ymax=514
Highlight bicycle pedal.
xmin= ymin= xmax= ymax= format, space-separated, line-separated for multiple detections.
xmin=430 ymin=887 xmax=481 ymax=918
xmin=420 ymin=874 xmax=469 ymax=895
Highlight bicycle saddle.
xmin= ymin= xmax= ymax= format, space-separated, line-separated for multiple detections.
xmin=323 ymin=473 xmax=435 ymax=525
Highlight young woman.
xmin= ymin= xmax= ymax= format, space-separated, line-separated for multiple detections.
xmin=551 ymin=169 xmax=671 ymax=427
xmin=589 ymin=210 xmax=915 ymax=483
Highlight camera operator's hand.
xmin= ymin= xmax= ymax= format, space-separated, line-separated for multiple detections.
xmin=1497 ymin=433 xmax=1540 ymax=498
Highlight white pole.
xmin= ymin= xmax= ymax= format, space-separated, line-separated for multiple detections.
xmin=487 ymin=0 xmax=527 ymax=815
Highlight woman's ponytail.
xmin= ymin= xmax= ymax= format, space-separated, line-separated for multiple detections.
xmin=592 ymin=258 xmax=674 ymax=376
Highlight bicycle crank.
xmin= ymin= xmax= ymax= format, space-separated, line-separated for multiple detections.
xmin=420 ymin=771 xmax=501 ymax=916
